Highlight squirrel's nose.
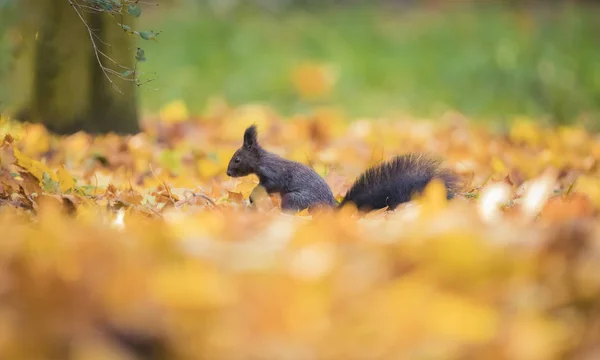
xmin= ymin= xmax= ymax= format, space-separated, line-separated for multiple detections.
xmin=227 ymin=170 xmax=232 ymax=177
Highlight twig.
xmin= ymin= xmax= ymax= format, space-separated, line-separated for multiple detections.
xmin=66 ymin=0 xmax=153 ymax=92
xmin=67 ymin=0 xmax=124 ymax=93
xmin=148 ymin=164 xmax=176 ymax=205
xmin=93 ymin=172 xmax=99 ymax=196
xmin=177 ymin=190 xmax=217 ymax=208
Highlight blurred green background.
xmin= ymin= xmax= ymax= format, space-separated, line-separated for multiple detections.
xmin=1 ymin=0 xmax=599 ymax=127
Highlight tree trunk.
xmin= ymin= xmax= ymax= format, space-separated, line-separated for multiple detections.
xmin=12 ymin=0 xmax=139 ymax=135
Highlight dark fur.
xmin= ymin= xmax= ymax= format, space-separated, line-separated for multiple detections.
xmin=339 ymin=153 xmax=461 ymax=211
xmin=227 ymin=125 xmax=336 ymax=212
xmin=227 ymin=126 xmax=461 ymax=213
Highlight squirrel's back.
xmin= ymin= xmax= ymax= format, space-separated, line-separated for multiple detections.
xmin=339 ymin=153 xmax=461 ymax=211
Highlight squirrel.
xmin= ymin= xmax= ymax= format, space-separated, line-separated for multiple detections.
xmin=226 ymin=125 xmax=461 ymax=213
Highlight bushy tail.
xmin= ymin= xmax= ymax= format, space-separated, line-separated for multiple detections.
xmin=338 ymin=153 xmax=461 ymax=211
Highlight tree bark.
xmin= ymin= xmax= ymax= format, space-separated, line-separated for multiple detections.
xmin=12 ymin=0 xmax=139 ymax=135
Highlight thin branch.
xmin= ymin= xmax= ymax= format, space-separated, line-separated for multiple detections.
xmin=67 ymin=0 xmax=124 ymax=93
xmin=90 ymin=30 xmax=111 ymax=47
xmin=97 ymin=49 xmax=130 ymax=70
xmin=67 ymin=0 xmax=158 ymax=92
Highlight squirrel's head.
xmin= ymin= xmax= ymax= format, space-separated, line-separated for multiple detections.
xmin=227 ymin=125 xmax=261 ymax=177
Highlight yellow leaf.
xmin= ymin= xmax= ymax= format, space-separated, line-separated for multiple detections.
xmin=289 ymin=144 xmax=312 ymax=164
xmin=284 ymin=283 xmax=331 ymax=336
xmin=197 ymin=158 xmax=223 ymax=179
xmin=13 ymin=147 xmax=32 ymax=169
xmin=291 ymin=61 xmax=338 ymax=100
xmin=151 ymin=262 xmax=235 ymax=309
xmin=14 ymin=147 xmax=58 ymax=182
xmin=557 ymin=125 xmax=589 ymax=151
xmin=297 ymin=208 xmax=311 ymax=216
xmin=509 ymin=117 xmax=542 ymax=147
xmin=159 ymin=100 xmax=189 ymax=123
xmin=249 ymin=185 xmax=274 ymax=211
xmin=221 ymin=105 xmax=271 ymax=142
xmin=417 ymin=178 xmax=448 ymax=216
xmin=311 ymin=163 xmax=328 ymax=178
xmin=428 ymin=292 xmax=499 ymax=344
xmin=63 ymin=132 xmax=91 ymax=164
xmin=21 ymin=123 xmax=50 ymax=157
xmin=506 ymin=314 xmax=569 ymax=360
xmin=574 ymin=175 xmax=600 ymax=208
xmin=56 ymin=165 xmax=75 ymax=193
xmin=491 ymin=156 xmax=508 ymax=175
xmin=367 ymin=144 xmax=385 ymax=168
xmin=234 ymin=177 xmax=259 ymax=198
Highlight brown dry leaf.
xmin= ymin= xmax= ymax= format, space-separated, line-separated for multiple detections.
xmin=105 ymin=183 xmax=118 ymax=199
xmin=0 ymin=168 xmax=19 ymax=193
xmin=0 ymin=143 xmax=16 ymax=166
xmin=227 ymin=191 xmax=244 ymax=203
xmin=119 ymin=188 xmax=144 ymax=206
xmin=539 ymin=193 xmax=595 ymax=222
xmin=17 ymin=170 xmax=43 ymax=195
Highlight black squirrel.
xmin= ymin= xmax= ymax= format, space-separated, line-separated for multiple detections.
xmin=226 ymin=125 xmax=461 ymax=213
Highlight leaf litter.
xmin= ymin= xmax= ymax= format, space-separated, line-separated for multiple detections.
xmin=0 ymin=104 xmax=599 ymax=359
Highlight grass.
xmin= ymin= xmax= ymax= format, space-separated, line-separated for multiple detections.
xmin=135 ymin=2 xmax=600 ymax=126
xmin=2 ymin=2 xmax=600 ymax=127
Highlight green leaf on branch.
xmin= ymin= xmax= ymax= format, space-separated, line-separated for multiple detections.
xmin=121 ymin=70 xmax=134 ymax=78
xmin=139 ymin=30 xmax=160 ymax=41
xmin=119 ymin=24 xmax=133 ymax=33
xmin=96 ymin=0 xmax=113 ymax=11
xmin=136 ymin=48 xmax=147 ymax=62
xmin=127 ymin=5 xmax=141 ymax=17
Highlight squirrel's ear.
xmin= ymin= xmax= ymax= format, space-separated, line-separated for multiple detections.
xmin=243 ymin=125 xmax=258 ymax=148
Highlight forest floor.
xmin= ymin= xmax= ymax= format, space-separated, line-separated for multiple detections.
xmin=0 ymin=105 xmax=599 ymax=358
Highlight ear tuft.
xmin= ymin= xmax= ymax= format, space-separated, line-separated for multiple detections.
xmin=243 ymin=125 xmax=258 ymax=148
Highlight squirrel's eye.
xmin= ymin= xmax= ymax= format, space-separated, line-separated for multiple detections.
xmin=234 ymin=157 xmax=241 ymax=163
